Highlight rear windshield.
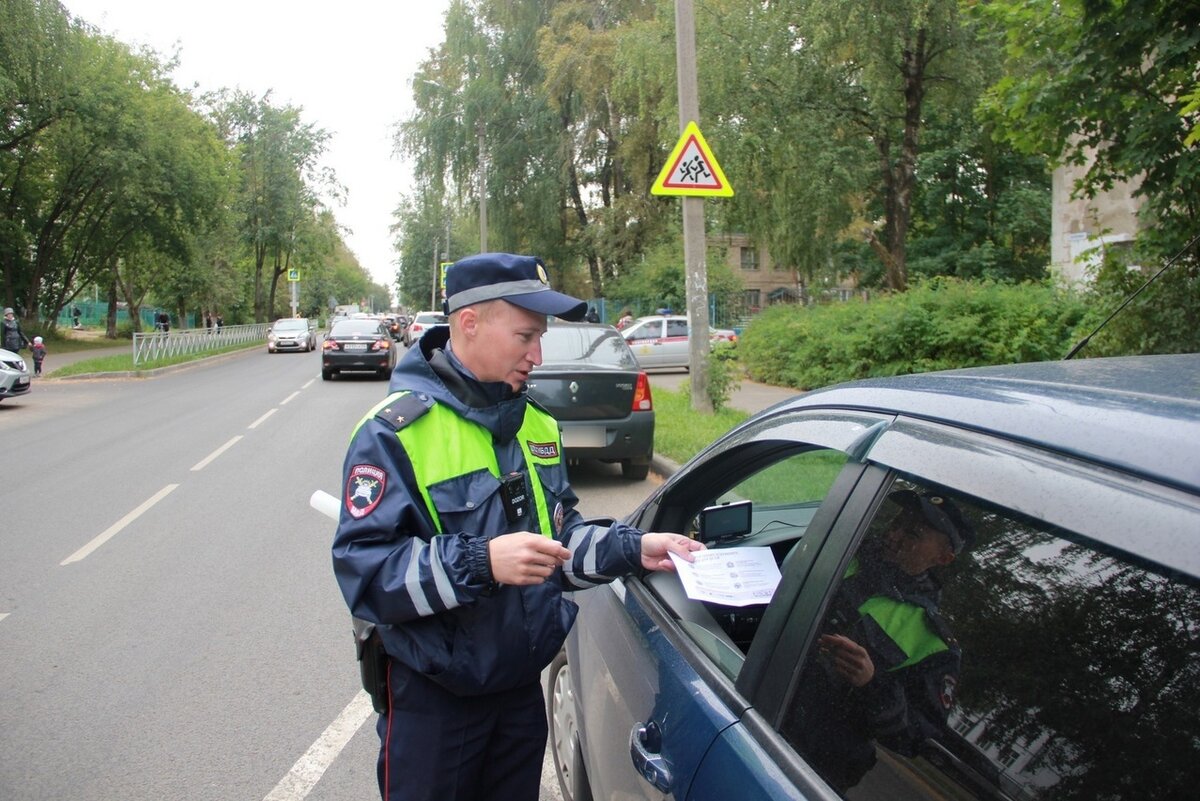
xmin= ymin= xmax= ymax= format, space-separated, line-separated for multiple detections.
xmin=330 ymin=320 xmax=384 ymax=336
xmin=414 ymin=313 xmax=447 ymax=325
xmin=542 ymin=325 xmax=638 ymax=368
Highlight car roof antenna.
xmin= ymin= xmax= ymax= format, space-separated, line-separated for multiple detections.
xmin=1063 ymin=231 xmax=1200 ymax=360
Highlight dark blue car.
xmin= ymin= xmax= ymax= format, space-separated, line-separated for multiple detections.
xmin=549 ymin=354 xmax=1200 ymax=801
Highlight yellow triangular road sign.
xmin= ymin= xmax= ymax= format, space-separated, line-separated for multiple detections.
xmin=651 ymin=121 xmax=733 ymax=197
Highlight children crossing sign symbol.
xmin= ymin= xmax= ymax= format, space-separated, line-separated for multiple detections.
xmin=651 ymin=121 xmax=733 ymax=197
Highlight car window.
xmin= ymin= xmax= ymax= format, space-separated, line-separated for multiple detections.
xmin=415 ymin=312 xmax=447 ymax=325
xmin=331 ymin=320 xmax=385 ymax=336
xmin=274 ymin=320 xmax=307 ymax=331
xmin=541 ymin=325 xmax=638 ymax=368
xmin=666 ymin=318 xmax=689 ymax=338
xmin=625 ymin=320 xmax=661 ymax=342
xmin=643 ymin=445 xmax=851 ymax=679
xmin=780 ymin=477 xmax=1200 ymax=801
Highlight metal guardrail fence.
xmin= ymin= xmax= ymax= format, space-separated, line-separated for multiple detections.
xmin=131 ymin=323 xmax=269 ymax=367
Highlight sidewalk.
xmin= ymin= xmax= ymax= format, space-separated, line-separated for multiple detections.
xmin=647 ymin=370 xmax=802 ymax=415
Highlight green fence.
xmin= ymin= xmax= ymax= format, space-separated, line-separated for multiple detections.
xmin=55 ymin=300 xmax=196 ymax=330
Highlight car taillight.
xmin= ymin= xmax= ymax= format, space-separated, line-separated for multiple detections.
xmin=322 ymin=340 xmax=337 ymax=351
xmin=632 ymin=372 xmax=653 ymax=411
xmin=372 ymin=340 xmax=390 ymax=351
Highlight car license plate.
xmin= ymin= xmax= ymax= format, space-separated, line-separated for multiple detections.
xmin=562 ymin=427 xmax=606 ymax=448
xmin=343 ymin=343 xmax=369 ymax=352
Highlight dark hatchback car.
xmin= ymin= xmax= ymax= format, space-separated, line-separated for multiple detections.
xmin=321 ymin=318 xmax=396 ymax=380
xmin=527 ymin=321 xmax=654 ymax=480
xmin=549 ymin=354 xmax=1200 ymax=801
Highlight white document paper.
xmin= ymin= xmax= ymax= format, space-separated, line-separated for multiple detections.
xmin=668 ymin=547 xmax=782 ymax=606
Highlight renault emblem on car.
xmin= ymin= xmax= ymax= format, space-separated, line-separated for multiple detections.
xmin=569 ymin=381 xmax=580 ymax=394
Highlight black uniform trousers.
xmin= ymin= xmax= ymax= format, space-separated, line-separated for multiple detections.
xmin=376 ymin=660 xmax=547 ymax=801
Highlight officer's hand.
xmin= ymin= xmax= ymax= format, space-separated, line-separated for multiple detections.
xmin=489 ymin=533 xmax=571 ymax=586
xmin=640 ymin=532 xmax=705 ymax=572
xmin=818 ymin=633 xmax=876 ymax=687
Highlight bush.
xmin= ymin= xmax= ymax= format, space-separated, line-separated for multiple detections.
xmin=679 ymin=341 xmax=742 ymax=412
xmin=738 ymin=278 xmax=1088 ymax=390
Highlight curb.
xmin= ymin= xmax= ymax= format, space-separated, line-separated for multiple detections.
xmin=650 ymin=453 xmax=682 ymax=480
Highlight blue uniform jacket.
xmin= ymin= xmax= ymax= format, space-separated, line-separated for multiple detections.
xmin=331 ymin=328 xmax=644 ymax=696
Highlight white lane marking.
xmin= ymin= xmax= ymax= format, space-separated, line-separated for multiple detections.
xmin=301 ymin=379 xmax=315 ymax=389
xmin=262 ymin=690 xmax=374 ymax=801
xmin=191 ymin=435 xmax=243 ymax=472
xmin=280 ymin=391 xmax=301 ymax=405
xmin=0 ymin=613 xmax=9 ymax=624
xmin=61 ymin=484 xmax=180 ymax=565
xmin=249 ymin=408 xmax=278 ymax=429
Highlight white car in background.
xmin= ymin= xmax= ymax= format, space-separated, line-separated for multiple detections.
xmin=0 ymin=347 xmax=31 ymax=401
xmin=403 ymin=311 xmax=448 ymax=347
xmin=266 ymin=318 xmax=317 ymax=352
xmin=620 ymin=314 xmax=738 ymax=369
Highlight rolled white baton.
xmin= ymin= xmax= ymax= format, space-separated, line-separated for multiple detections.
xmin=309 ymin=489 xmax=340 ymax=521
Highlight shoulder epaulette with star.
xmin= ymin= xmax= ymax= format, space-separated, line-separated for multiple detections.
xmin=374 ymin=391 xmax=433 ymax=431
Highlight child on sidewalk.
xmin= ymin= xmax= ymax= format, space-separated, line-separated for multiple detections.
xmin=31 ymin=336 xmax=46 ymax=376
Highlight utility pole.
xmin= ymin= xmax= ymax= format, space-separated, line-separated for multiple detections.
xmin=674 ymin=0 xmax=712 ymax=413
xmin=478 ymin=120 xmax=488 ymax=253
xmin=431 ymin=235 xmax=440 ymax=310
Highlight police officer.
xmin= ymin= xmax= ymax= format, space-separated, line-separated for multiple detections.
xmin=331 ymin=252 xmax=703 ymax=801
xmin=787 ymin=489 xmax=974 ymax=792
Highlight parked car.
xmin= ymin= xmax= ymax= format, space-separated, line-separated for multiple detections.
xmin=549 ymin=353 xmax=1200 ymax=801
xmin=403 ymin=311 xmax=448 ymax=347
xmin=526 ymin=321 xmax=655 ymax=480
xmin=621 ymin=314 xmax=737 ymax=369
xmin=321 ymin=318 xmax=396 ymax=380
xmin=266 ymin=317 xmax=316 ymax=353
xmin=0 ymin=346 xmax=31 ymax=401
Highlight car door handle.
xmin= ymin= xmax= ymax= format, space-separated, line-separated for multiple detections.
xmin=629 ymin=721 xmax=672 ymax=792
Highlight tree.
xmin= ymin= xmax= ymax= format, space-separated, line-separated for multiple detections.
xmin=399 ymin=0 xmax=679 ymax=299
xmin=756 ymin=0 xmax=980 ymax=291
xmin=2 ymin=13 xmax=230 ymax=330
xmin=209 ymin=90 xmax=332 ymax=322
xmin=975 ymin=0 xmax=1200 ymax=355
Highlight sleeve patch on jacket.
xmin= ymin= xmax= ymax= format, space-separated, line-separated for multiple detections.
xmin=346 ymin=464 xmax=387 ymax=519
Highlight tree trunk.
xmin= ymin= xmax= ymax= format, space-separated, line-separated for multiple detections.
xmin=105 ymin=275 xmax=119 ymax=339
xmin=870 ymin=27 xmax=931 ymax=292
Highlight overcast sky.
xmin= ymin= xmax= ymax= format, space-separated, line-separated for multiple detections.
xmin=62 ymin=0 xmax=453 ymax=288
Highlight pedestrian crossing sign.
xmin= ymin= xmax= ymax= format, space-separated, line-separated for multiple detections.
xmin=287 ymin=268 xmax=300 ymax=282
xmin=651 ymin=121 xmax=733 ymax=198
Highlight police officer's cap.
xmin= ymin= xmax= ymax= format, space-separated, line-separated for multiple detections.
xmin=888 ymin=489 xmax=975 ymax=554
xmin=443 ymin=253 xmax=587 ymax=321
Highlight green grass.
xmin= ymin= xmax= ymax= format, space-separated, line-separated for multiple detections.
xmin=653 ymin=388 xmax=750 ymax=465
xmin=50 ymin=340 xmax=261 ymax=377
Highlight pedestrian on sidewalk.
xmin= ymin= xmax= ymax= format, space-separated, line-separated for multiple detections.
xmin=31 ymin=336 xmax=46 ymax=376
xmin=3 ymin=307 xmax=31 ymax=353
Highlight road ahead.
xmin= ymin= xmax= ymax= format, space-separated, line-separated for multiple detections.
xmin=0 ymin=347 xmax=652 ymax=800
